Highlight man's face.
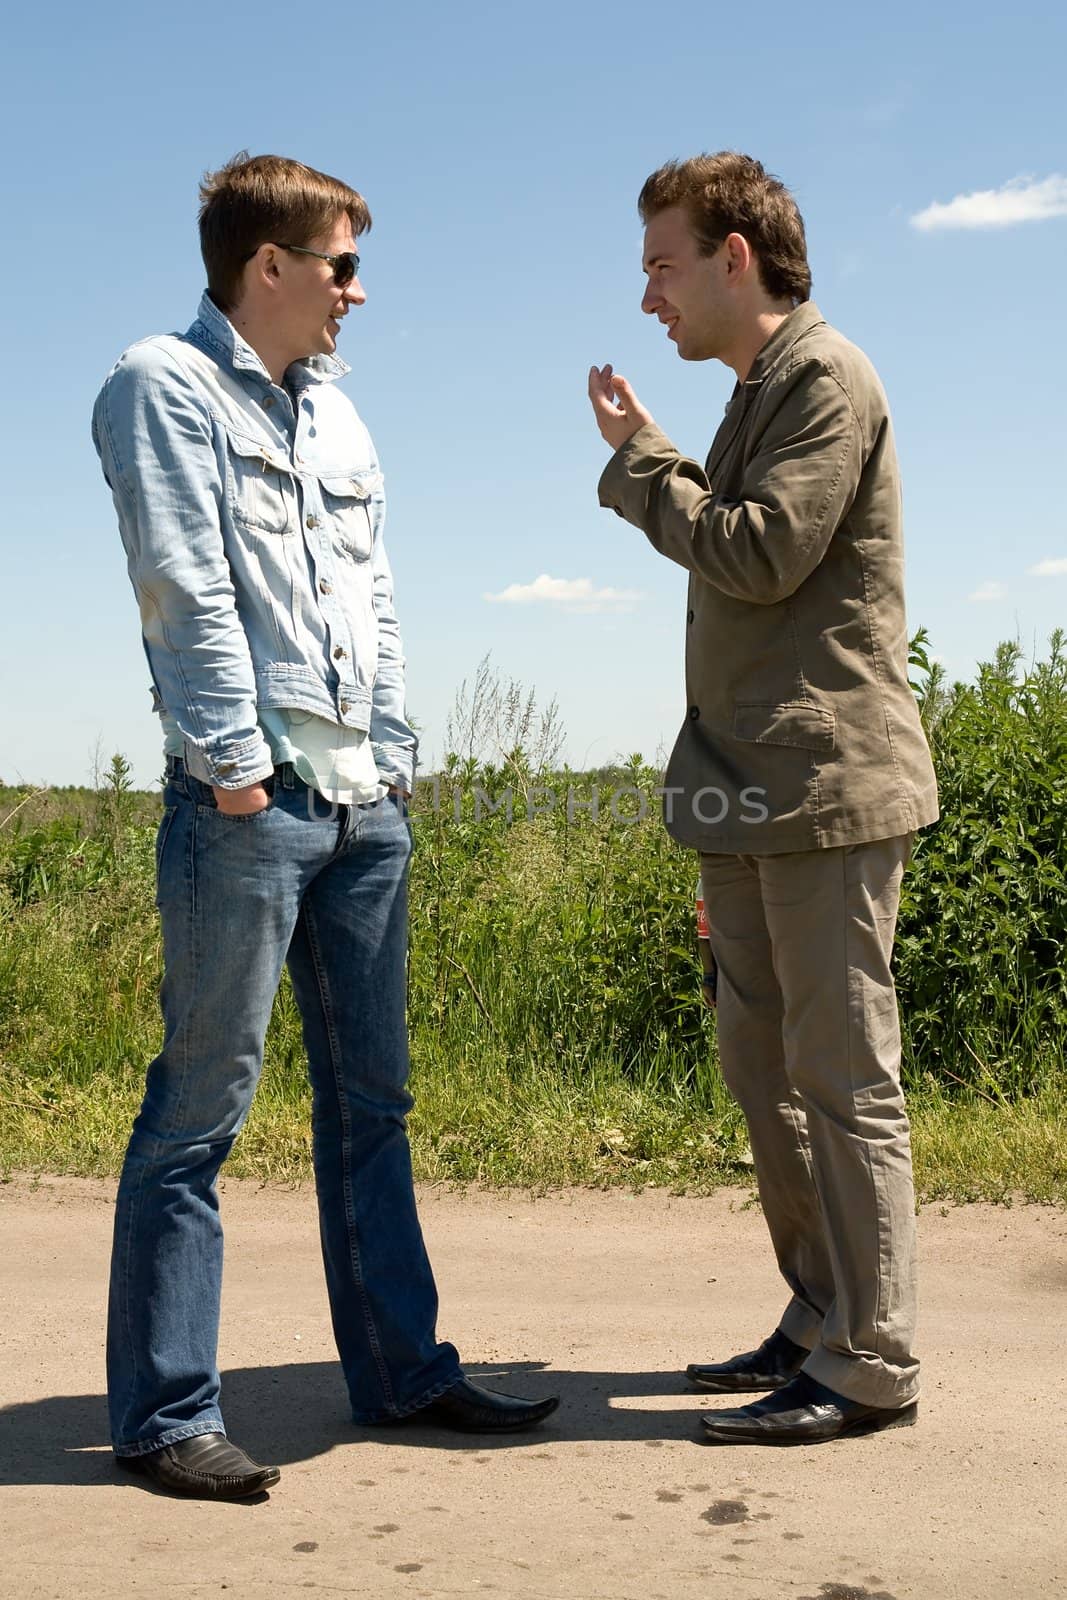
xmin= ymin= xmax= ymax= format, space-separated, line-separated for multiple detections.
xmin=275 ymin=211 xmax=366 ymax=360
xmin=640 ymin=204 xmax=732 ymax=362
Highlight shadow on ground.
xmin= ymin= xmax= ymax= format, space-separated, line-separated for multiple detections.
xmin=0 ymin=1360 xmax=712 ymax=1489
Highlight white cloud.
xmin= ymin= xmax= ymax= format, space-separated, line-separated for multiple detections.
xmin=911 ymin=174 xmax=1067 ymax=232
xmin=862 ymin=87 xmax=913 ymax=130
xmin=483 ymin=574 xmax=641 ymax=615
xmin=1027 ymin=557 xmax=1067 ymax=576
xmin=967 ymin=581 xmax=1007 ymax=603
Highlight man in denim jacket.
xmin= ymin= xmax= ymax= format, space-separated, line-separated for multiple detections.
xmin=93 ymin=153 xmax=557 ymax=1499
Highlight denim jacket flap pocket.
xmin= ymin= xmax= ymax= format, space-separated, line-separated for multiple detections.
xmin=319 ymin=469 xmax=380 ymax=562
xmin=226 ymin=428 xmax=297 ymax=537
xmin=733 ymin=701 xmax=836 ymax=753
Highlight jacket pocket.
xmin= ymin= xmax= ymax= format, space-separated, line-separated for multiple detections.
xmin=733 ymin=701 xmax=836 ymax=754
xmin=319 ymin=469 xmax=379 ymax=563
xmin=227 ymin=430 xmax=298 ymax=536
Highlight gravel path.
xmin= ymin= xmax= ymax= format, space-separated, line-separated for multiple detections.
xmin=2 ymin=1176 xmax=1064 ymax=1599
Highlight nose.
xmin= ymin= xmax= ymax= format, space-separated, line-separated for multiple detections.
xmin=641 ymin=280 xmax=662 ymax=317
xmin=343 ymin=273 xmax=366 ymax=307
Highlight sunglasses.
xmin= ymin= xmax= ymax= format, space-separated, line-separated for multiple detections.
xmin=276 ymin=243 xmax=361 ymax=287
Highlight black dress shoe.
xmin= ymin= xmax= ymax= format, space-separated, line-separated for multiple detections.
xmin=686 ymin=1327 xmax=808 ymax=1394
xmin=117 ymin=1432 xmax=280 ymax=1499
xmin=700 ymin=1371 xmax=918 ymax=1446
xmin=411 ymin=1377 xmax=560 ymax=1433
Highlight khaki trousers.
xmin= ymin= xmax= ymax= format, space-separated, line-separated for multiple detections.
xmin=699 ymin=835 xmax=918 ymax=1409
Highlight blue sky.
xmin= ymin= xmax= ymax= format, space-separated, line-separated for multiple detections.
xmin=2 ymin=0 xmax=1065 ymax=786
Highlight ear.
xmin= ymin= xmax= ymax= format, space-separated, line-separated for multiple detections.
xmin=722 ymin=232 xmax=753 ymax=279
xmin=258 ymin=243 xmax=283 ymax=283
xmin=241 ymin=243 xmax=282 ymax=297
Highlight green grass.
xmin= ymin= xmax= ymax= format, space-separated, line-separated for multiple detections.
xmin=2 ymin=637 xmax=1066 ymax=1203
xmin=4 ymin=1050 xmax=1065 ymax=1203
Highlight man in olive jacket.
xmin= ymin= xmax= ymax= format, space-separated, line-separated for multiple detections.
xmin=589 ymin=152 xmax=938 ymax=1446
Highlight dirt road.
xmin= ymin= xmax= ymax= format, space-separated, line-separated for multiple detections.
xmin=2 ymin=1177 xmax=1064 ymax=1600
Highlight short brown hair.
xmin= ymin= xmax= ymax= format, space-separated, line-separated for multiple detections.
xmin=198 ymin=151 xmax=372 ymax=311
xmin=638 ymin=151 xmax=811 ymax=303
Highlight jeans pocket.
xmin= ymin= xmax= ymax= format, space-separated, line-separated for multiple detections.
xmin=154 ymin=805 xmax=178 ymax=874
xmin=195 ymin=773 xmax=277 ymax=820
xmin=153 ymin=805 xmax=180 ymax=909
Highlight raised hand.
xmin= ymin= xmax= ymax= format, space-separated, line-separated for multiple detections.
xmin=587 ymin=364 xmax=654 ymax=452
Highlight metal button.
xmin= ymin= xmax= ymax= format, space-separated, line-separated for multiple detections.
xmin=319 ymin=580 xmax=332 ymax=595
xmin=333 ymin=646 xmax=346 ymax=660
xmin=262 ymin=395 xmax=275 ymax=409
xmin=688 ymin=705 xmax=700 ymax=721
xmin=339 ymin=699 xmax=350 ymax=713
xmin=217 ymin=762 xmax=236 ymax=775
xmin=306 ymin=514 xmax=319 ymax=529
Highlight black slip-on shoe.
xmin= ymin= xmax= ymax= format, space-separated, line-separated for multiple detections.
xmin=117 ymin=1432 xmax=281 ymax=1499
xmin=686 ymin=1327 xmax=808 ymax=1394
xmin=406 ymin=1377 xmax=560 ymax=1433
xmin=700 ymin=1371 xmax=918 ymax=1446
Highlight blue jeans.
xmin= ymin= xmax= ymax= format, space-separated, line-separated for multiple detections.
xmin=108 ymin=758 xmax=461 ymax=1456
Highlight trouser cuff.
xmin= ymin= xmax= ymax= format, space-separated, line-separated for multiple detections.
xmin=778 ymin=1297 xmax=822 ymax=1351
xmin=113 ymin=1418 xmax=226 ymax=1458
xmin=803 ymin=1345 xmax=920 ymax=1410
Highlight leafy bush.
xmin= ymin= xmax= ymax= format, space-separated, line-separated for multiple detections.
xmin=1 ymin=634 xmax=1064 ymax=1125
xmin=895 ymin=631 xmax=1067 ymax=1094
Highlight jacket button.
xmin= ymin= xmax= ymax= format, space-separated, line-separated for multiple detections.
xmin=333 ymin=646 xmax=346 ymax=660
xmin=688 ymin=705 xmax=700 ymax=721
xmin=319 ymin=579 xmax=332 ymax=595
xmin=306 ymin=514 xmax=319 ymax=529
xmin=339 ymin=700 xmax=350 ymax=714
xmin=687 ymin=609 xmax=694 ymax=624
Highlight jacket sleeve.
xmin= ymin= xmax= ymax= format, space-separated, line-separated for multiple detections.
xmin=597 ymin=362 xmax=864 ymax=605
xmin=92 ymin=348 xmax=274 ymax=788
xmin=367 ymin=488 xmax=418 ymax=792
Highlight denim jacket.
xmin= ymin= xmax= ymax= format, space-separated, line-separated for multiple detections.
xmin=92 ymin=292 xmax=418 ymax=791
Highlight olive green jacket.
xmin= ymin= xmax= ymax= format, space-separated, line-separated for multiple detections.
xmin=598 ymin=301 xmax=939 ymax=853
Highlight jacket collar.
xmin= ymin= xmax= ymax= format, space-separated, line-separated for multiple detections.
xmin=186 ymin=290 xmax=350 ymax=390
xmin=741 ymin=300 xmax=825 ymax=389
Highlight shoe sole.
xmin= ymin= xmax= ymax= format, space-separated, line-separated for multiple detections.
xmin=700 ymin=1402 xmax=918 ymax=1447
xmin=117 ymin=1454 xmax=281 ymax=1498
xmin=417 ymin=1397 xmax=561 ymax=1433
xmin=687 ymin=1372 xmax=798 ymax=1394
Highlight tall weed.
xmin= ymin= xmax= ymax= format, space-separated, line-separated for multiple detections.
xmin=1 ymin=634 xmax=1064 ymax=1193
